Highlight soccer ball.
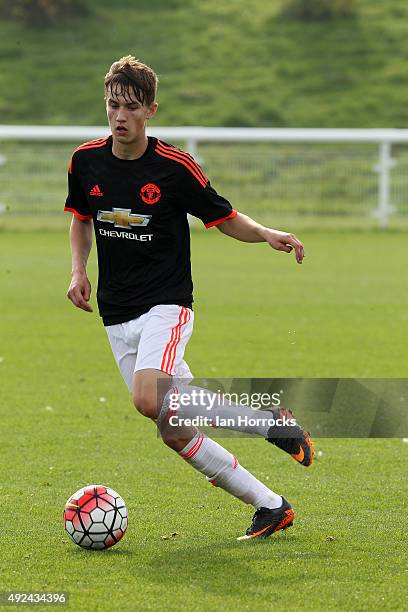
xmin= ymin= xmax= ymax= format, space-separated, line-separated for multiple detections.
xmin=64 ymin=485 xmax=128 ymax=550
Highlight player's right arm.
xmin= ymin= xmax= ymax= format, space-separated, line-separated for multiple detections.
xmin=64 ymin=150 xmax=94 ymax=312
xmin=67 ymin=216 xmax=93 ymax=312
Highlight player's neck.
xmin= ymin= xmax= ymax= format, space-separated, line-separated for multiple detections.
xmin=111 ymin=134 xmax=149 ymax=161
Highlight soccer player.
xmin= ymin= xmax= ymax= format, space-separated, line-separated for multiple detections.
xmin=65 ymin=56 xmax=313 ymax=541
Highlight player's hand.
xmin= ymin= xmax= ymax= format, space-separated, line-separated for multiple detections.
xmin=67 ymin=273 xmax=93 ymax=312
xmin=264 ymin=229 xmax=305 ymax=264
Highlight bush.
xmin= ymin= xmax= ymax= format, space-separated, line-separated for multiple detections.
xmin=0 ymin=0 xmax=89 ymax=25
xmin=283 ymin=0 xmax=355 ymax=21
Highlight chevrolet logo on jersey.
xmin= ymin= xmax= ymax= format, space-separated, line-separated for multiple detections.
xmin=97 ymin=208 xmax=152 ymax=228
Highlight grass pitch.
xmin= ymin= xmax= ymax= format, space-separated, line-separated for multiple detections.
xmin=0 ymin=227 xmax=407 ymax=611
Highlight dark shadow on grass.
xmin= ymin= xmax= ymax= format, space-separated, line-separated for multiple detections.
xmin=69 ymin=547 xmax=135 ymax=557
xmin=130 ymin=536 xmax=332 ymax=596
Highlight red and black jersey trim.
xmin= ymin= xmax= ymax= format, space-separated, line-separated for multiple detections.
xmin=63 ymin=206 xmax=93 ymax=220
xmin=205 ymin=209 xmax=237 ymax=228
xmin=155 ymin=140 xmax=209 ymax=188
xmin=68 ymin=136 xmax=109 ymax=174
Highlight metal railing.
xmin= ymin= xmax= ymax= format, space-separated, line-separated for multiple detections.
xmin=1 ymin=126 xmax=407 ymax=227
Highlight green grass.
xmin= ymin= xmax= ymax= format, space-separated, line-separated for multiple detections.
xmin=0 ymin=229 xmax=407 ymax=610
xmin=2 ymin=0 xmax=408 ymax=128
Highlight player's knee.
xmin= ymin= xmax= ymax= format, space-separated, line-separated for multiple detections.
xmin=161 ymin=432 xmax=191 ymax=452
xmin=161 ymin=432 xmax=179 ymax=448
xmin=132 ymin=389 xmax=158 ymax=420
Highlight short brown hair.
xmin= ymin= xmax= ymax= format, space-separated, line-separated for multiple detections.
xmin=104 ymin=55 xmax=158 ymax=106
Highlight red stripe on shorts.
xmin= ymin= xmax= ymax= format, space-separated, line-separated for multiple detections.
xmin=167 ymin=308 xmax=190 ymax=375
xmin=160 ymin=307 xmax=190 ymax=375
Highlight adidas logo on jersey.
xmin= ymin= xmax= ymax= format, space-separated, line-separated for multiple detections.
xmin=89 ymin=185 xmax=104 ymax=197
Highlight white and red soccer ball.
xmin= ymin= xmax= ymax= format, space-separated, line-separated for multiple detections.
xmin=64 ymin=485 xmax=128 ymax=550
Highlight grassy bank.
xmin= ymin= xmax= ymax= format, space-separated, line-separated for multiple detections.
xmin=1 ymin=0 xmax=408 ymax=127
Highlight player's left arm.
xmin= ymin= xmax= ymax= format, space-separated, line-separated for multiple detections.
xmin=216 ymin=211 xmax=304 ymax=264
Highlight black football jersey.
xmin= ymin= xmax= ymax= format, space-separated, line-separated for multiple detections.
xmin=64 ymin=135 xmax=236 ymax=325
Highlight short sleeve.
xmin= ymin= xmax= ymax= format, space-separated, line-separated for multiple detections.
xmin=176 ymin=165 xmax=237 ymax=228
xmin=64 ymin=153 xmax=92 ymax=220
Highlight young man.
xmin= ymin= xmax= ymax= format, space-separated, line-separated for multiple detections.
xmin=65 ymin=56 xmax=312 ymax=541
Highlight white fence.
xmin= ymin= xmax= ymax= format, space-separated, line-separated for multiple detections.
xmin=1 ymin=126 xmax=408 ymax=228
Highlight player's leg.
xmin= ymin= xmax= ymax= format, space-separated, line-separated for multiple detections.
xmin=131 ymin=304 xmax=195 ymax=427
xmin=106 ymin=313 xmax=311 ymax=467
xmin=105 ymin=314 xmax=197 ymax=451
xmin=169 ymin=418 xmax=294 ymax=540
xmin=105 ymin=322 xmax=140 ymax=392
xmin=134 ymin=367 xmax=288 ymax=519
xmin=161 ymin=382 xmax=313 ymax=467
xmin=137 ymin=307 xmax=311 ymax=465
xmin=132 ymin=305 xmax=291 ymax=537
xmin=133 ymin=367 xmax=195 ymax=451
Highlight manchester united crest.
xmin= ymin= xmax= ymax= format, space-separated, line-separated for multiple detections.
xmin=140 ymin=183 xmax=161 ymax=205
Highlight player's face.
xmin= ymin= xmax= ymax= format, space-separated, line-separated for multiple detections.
xmin=106 ymin=90 xmax=157 ymax=144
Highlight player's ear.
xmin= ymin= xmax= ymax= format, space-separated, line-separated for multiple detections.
xmin=146 ymin=102 xmax=158 ymax=120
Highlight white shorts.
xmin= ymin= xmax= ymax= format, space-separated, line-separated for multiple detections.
xmin=105 ymin=305 xmax=194 ymax=392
